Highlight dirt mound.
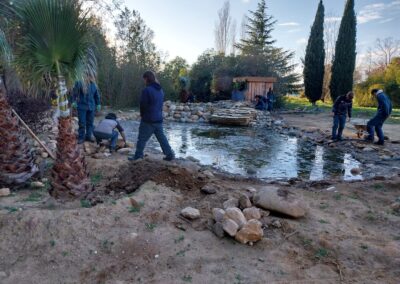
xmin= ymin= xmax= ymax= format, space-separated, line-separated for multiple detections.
xmin=107 ymin=159 xmax=206 ymax=194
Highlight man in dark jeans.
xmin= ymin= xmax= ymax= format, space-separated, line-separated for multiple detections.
xmin=332 ymin=91 xmax=354 ymax=141
xmin=129 ymin=71 xmax=175 ymax=161
xmin=72 ymin=77 xmax=101 ymax=144
xmin=365 ymin=89 xmax=392 ymax=145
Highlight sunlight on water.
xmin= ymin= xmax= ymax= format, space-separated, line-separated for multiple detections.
xmin=122 ymin=121 xmax=363 ymax=181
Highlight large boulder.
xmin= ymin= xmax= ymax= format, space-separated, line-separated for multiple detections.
xmin=253 ymin=186 xmax=307 ymax=218
xmin=224 ymin=207 xmax=247 ymax=228
xmin=235 ymin=219 xmax=264 ymax=244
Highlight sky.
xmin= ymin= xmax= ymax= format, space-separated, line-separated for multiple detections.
xmin=118 ymin=0 xmax=400 ymax=65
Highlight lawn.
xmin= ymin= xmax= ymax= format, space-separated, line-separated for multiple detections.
xmin=283 ymin=96 xmax=400 ymax=124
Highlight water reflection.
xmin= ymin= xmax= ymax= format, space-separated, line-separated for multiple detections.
xmin=121 ymin=121 xmax=362 ymax=181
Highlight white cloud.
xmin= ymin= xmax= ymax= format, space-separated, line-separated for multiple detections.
xmin=296 ymin=38 xmax=307 ymax=45
xmin=379 ymin=17 xmax=394 ymax=24
xmin=358 ymin=1 xmax=400 ymax=24
xmin=278 ymin=22 xmax=300 ymax=27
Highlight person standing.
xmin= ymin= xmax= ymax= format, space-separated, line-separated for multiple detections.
xmin=130 ymin=71 xmax=175 ymax=161
xmin=331 ymin=91 xmax=354 ymax=141
xmin=266 ymin=88 xmax=274 ymax=111
xmin=72 ymin=77 xmax=101 ymax=144
xmin=365 ymin=89 xmax=392 ymax=145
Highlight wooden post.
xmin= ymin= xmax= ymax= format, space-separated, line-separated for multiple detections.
xmin=11 ymin=109 xmax=56 ymax=160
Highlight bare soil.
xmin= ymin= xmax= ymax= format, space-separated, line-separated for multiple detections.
xmin=1 ymin=149 xmax=400 ymax=283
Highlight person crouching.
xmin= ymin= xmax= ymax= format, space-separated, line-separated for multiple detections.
xmin=93 ymin=113 xmax=127 ymax=153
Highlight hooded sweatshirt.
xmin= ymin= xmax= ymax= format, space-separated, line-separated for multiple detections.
xmin=140 ymin=82 xmax=164 ymax=123
xmin=376 ymin=90 xmax=392 ymax=118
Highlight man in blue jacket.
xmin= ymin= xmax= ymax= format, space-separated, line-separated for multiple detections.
xmin=365 ymin=89 xmax=392 ymax=145
xmin=72 ymin=78 xmax=101 ymax=144
xmin=331 ymin=91 xmax=354 ymax=141
xmin=130 ymin=71 xmax=175 ymax=161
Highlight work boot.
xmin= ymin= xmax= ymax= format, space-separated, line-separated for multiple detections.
xmin=163 ymin=155 xmax=175 ymax=161
xmin=374 ymin=141 xmax=384 ymax=146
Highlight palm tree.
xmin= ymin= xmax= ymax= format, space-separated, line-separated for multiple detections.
xmin=11 ymin=0 xmax=96 ymax=199
xmin=0 ymin=27 xmax=38 ymax=186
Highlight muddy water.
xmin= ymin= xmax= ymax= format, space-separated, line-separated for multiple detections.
xmin=122 ymin=121 xmax=362 ymax=181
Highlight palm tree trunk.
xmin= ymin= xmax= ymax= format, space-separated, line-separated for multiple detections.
xmin=50 ymin=73 xmax=93 ymax=199
xmin=0 ymin=88 xmax=38 ymax=186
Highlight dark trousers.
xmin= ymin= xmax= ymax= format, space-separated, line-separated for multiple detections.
xmin=94 ymin=131 xmax=119 ymax=150
xmin=332 ymin=114 xmax=346 ymax=140
xmin=367 ymin=115 xmax=387 ymax=142
xmin=78 ymin=109 xmax=95 ymax=141
xmin=134 ymin=121 xmax=174 ymax=159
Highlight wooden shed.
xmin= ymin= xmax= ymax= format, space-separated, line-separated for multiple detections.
xmin=233 ymin=77 xmax=277 ymax=101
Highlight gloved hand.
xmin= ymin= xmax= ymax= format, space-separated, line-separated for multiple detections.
xmin=71 ymin=102 xmax=77 ymax=109
xmin=96 ymin=105 xmax=101 ymax=112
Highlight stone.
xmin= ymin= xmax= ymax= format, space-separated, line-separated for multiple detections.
xmin=201 ymin=184 xmax=217 ymax=194
xmin=272 ymin=220 xmax=282 ymax=228
xmin=31 ymin=181 xmax=45 ymax=189
xmin=239 ymin=194 xmax=252 ymax=209
xmin=390 ymin=202 xmax=400 ymax=212
xmin=350 ymin=168 xmax=361 ymax=175
xmin=117 ymin=148 xmax=131 ymax=155
xmin=212 ymin=222 xmax=225 ymax=238
xmin=245 ymin=186 xmax=257 ymax=194
xmin=223 ymin=198 xmax=239 ymax=209
xmin=212 ymin=208 xmax=225 ymax=222
xmin=224 ymin=207 xmax=247 ymax=228
xmin=181 ymin=207 xmax=200 ymax=220
xmin=253 ymin=186 xmax=307 ymax=218
xmin=84 ymin=142 xmax=97 ymax=155
xmin=243 ymin=207 xmax=261 ymax=221
xmin=93 ymin=153 xmax=107 ymax=159
xmin=41 ymin=152 xmax=49 ymax=159
xmin=222 ymin=218 xmax=239 ymax=237
xmin=202 ymin=170 xmax=214 ymax=178
xmin=0 ymin=188 xmax=11 ymax=197
xmin=247 ymin=167 xmax=257 ymax=175
xmin=235 ymin=219 xmax=264 ymax=244
xmin=363 ymin=147 xmax=374 ymax=152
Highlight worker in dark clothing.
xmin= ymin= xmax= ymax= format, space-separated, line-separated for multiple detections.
xmin=129 ymin=71 xmax=175 ymax=161
xmin=93 ymin=113 xmax=127 ymax=153
xmin=365 ymin=89 xmax=392 ymax=145
xmin=72 ymin=78 xmax=101 ymax=144
xmin=266 ymin=88 xmax=275 ymax=111
xmin=255 ymin=95 xmax=266 ymax=110
xmin=331 ymin=91 xmax=354 ymax=141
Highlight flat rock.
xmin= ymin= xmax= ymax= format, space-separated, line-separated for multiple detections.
xmin=235 ymin=219 xmax=264 ymax=244
xmin=223 ymin=198 xmax=239 ymax=209
xmin=224 ymin=207 xmax=247 ymax=228
xmin=93 ymin=153 xmax=107 ymax=159
xmin=239 ymin=194 xmax=252 ymax=209
xmin=243 ymin=207 xmax=261 ymax=221
xmin=41 ymin=152 xmax=49 ymax=159
xmin=31 ymin=181 xmax=45 ymax=189
xmin=212 ymin=208 xmax=225 ymax=222
xmin=84 ymin=142 xmax=97 ymax=155
xmin=181 ymin=207 xmax=200 ymax=220
xmin=212 ymin=222 xmax=225 ymax=238
xmin=0 ymin=188 xmax=11 ymax=197
xmin=201 ymin=184 xmax=217 ymax=194
xmin=222 ymin=218 xmax=239 ymax=237
xmin=117 ymin=148 xmax=131 ymax=154
xmin=253 ymin=186 xmax=307 ymax=218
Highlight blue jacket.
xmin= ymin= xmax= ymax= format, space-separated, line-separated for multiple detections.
xmin=255 ymin=99 xmax=266 ymax=111
xmin=72 ymin=81 xmax=100 ymax=111
xmin=332 ymin=95 xmax=353 ymax=117
xmin=376 ymin=91 xmax=392 ymax=118
xmin=140 ymin=82 xmax=164 ymax=123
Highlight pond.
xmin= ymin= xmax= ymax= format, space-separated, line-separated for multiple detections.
xmin=121 ymin=121 xmax=362 ymax=181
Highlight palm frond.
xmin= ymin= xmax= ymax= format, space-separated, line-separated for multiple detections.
xmin=12 ymin=0 xmax=97 ymax=88
xmin=0 ymin=28 xmax=12 ymax=64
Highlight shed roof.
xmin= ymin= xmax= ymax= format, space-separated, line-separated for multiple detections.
xmin=233 ymin=77 xmax=277 ymax=83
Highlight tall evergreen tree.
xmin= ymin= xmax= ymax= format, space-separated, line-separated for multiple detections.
xmin=303 ymin=0 xmax=325 ymax=105
xmin=329 ymin=0 xmax=357 ymax=101
xmin=236 ymin=0 xmax=276 ymax=55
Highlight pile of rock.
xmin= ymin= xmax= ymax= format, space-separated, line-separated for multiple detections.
xmin=211 ymin=186 xmax=307 ymax=245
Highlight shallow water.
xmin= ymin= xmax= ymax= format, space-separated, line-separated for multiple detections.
xmin=121 ymin=121 xmax=362 ymax=181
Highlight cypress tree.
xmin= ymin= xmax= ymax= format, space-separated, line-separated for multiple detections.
xmin=329 ymin=0 xmax=357 ymax=102
xmin=236 ymin=0 xmax=276 ymax=55
xmin=303 ymin=0 xmax=325 ymax=105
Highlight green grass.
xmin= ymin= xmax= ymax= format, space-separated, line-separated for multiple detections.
xmin=174 ymin=235 xmax=185 ymax=244
xmin=145 ymin=223 xmax=157 ymax=231
xmin=90 ymin=172 xmax=103 ymax=186
xmin=181 ymin=275 xmax=192 ymax=282
xmin=80 ymin=199 xmax=92 ymax=208
xmin=283 ymin=96 xmax=400 ymax=124
xmin=23 ymin=192 xmax=43 ymax=202
xmin=315 ymin=248 xmax=329 ymax=259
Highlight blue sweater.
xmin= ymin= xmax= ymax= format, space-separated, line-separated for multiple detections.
xmin=140 ymin=82 xmax=164 ymax=123
xmin=376 ymin=92 xmax=392 ymax=118
xmin=72 ymin=81 xmax=100 ymax=111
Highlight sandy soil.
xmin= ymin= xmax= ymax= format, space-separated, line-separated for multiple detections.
xmin=1 ymin=150 xmax=400 ymax=284
xmin=278 ymin=112 xmax=400 ymax=142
